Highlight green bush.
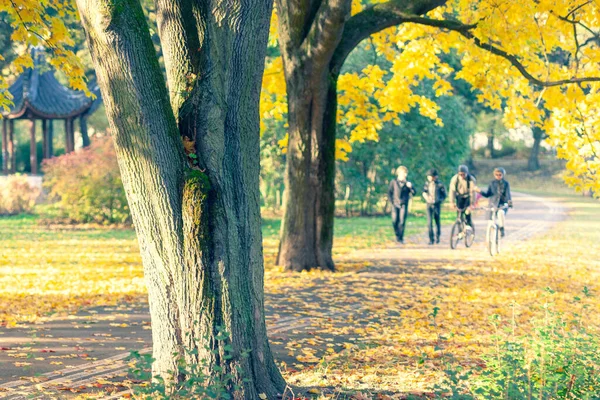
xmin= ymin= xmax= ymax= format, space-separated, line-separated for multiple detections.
xmin=42 ymin=136 xmax=130 ymax=224
xmin=0 ymin=174 xmax=41 ymax=215
xmin=435 ymin=288 xmax=600 ymax=399
xmin=128 ymin=327 xmax=248 ymax=399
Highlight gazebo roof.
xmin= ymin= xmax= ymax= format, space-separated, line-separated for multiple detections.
xmin=2 ymin=48 xmax=102 ymax=120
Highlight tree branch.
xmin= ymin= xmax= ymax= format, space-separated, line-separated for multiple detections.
xmin=334 ymin=6 xmax=600 ymax=88
xmin=299 ymin=0 xmax=351 ymax=69
xmin=275 ymin=0 xmax=322 ymax=53
xmin=330 ymin=0 xmax=448 ymax=75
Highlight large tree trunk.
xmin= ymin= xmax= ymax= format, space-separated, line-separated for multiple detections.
xmin=275 ymin=0 xmax=349 ymax=272
xmin=277 ymin=70 xmax=338 ymax=271
xmin=275 ymin=0 xmax=448 ymax=272
xmin=528 ymin=126 xmax=544 ymax=171
xmin=76 ymin=0 xmax=284 ymax=398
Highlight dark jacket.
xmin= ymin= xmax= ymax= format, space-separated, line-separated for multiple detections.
xmin=422 ymin=180 xmax=447 ymax=205
xmin=480 ymin=179 xmax=512 ymax=207
xmin=388 ymin=179 xmax=416 ymax=207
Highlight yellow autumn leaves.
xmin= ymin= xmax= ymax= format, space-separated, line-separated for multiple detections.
xmin=0 ymin=221 xmax=146 ymax=326
xmin=260 ymin=0 xmax=600 ymax=193
xmin=0 ymin=0 xmax=91 ymax=104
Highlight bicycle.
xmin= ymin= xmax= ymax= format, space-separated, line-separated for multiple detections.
xmin=450 ymin=207 xmax=475 ymax=249
xmin=485 ymin=203 xmax=509 ymax=256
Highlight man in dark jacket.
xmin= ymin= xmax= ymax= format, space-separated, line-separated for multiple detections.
xmin=422 ymin=168 xmax=447 ymax=245
xmin=388 ymin=166 xmax=416 ymax=243
xmin=478 ymin=167 xmax=513 ymax=236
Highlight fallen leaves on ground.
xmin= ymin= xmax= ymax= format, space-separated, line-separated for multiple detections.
xmin=0 ymin=195 xmax=599 ymax=398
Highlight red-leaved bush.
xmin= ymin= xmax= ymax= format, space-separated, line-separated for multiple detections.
xmin=42 ymin=136 xmax=130 ymax=224
xmin=0 ymin=174 xmax=41 ymax=215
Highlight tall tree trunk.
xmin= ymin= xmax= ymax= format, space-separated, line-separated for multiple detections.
xmin=486 ymin=129 xmax=495 ymax=158
xmin=76 ymin=0 xmax=284 ymax=398
xmin=275 ymin=0 xmax=449 ymax=271
xmin=528 ymin=126 xmax=544 ymax=171
xmin=277 ymin=64 xmax=338 ymax=271
xmin=275 ymin=0 xmax=349 ymax=272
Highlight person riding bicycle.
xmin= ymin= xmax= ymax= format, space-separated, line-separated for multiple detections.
xmin=448 ymin=164 xmax=477 ymax=230
xmin=477 ymin=167 xmax=513 ymax=237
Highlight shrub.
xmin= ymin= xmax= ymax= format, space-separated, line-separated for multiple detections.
xmin=0 ymin=174 xmax=41 ymax=215
xmin=128 ymin=327 xmax=248 ymax=399
xmin=434 ymin=288 xmax=600 ymax=399
xmin=42 ymin=136 xmax=130 ymax=224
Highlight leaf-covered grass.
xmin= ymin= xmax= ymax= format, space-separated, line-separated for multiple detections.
xmin=2 ymin=187 xmax=599 ymax=398
xmin=0 ymin=214 xmax=143 ymax=326
xmin=266 ymin=193 xmax=600 ymax=397
xmin=0 ymin=205 xmax=449 ymax=326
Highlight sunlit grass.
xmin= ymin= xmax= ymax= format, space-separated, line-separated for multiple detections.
xmin=0 ymin=205 xmax=449 ymax=325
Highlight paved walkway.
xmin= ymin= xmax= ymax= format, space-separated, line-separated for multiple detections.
xmin=0 ymin=192 xmax=566 ymax=399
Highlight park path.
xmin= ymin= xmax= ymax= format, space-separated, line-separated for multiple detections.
xmin=343 ymin=191 xmax=565 ymax=265
xmin=0 ymin=192 xmax=566 ymax=399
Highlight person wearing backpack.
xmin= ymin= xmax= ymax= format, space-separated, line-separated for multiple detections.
xmin=422 ymin=168 xmax=447 ymax=245
xmin=448 ymin=164 xmax=477 ymax=230
xmin=388 ymin=166 xmax=416 ymax=244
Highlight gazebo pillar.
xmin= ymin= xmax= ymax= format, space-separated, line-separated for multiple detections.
xmin=2 ymin=119 xmax=7 ymax=174
xmin=64 ymin=119 xmax=74 ymax=153
xmin=30 ymin=119 xmax=37 ymax=174
xmin=80 ymin=116 xmax=90 ymax=148
xmin=9 ymin=120 xmax=15 ymax=173
xmin=42 ymin=119 xmax=48 ymax=159
xmin=48 ymin=120 xmax=54 ymax=157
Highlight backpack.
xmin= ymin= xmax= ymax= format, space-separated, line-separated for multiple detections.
xmin=455 ymin=174 xmax=471 ymax=197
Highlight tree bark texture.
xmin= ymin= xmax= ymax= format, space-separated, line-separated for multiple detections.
xmin=76 ymin=0 xmax=284 ymax=398
xmin=276 ymin=0 xmax=446 ymax=271
xmin=275 ymin=0 xmax=349 ymax=272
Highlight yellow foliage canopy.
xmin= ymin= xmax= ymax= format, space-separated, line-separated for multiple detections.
xmin=261 ymin=0 xmax=600 ymax=193
xmin=2 ymin=0 xmax=598 ymax=192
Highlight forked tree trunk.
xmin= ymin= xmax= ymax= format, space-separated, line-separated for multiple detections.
xmin=274 ymin=0 xmax=449 ymax=272
xmin=76 ymin=0 xmax=284 ymax=398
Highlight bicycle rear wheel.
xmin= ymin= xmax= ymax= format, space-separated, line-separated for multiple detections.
xmin=450 ymin=221 xmax=461 ymax=249
xmin=487 ymin=225 xmax=499 ymax=256
xmin=465 ymin=225 xmax=475 ymax=248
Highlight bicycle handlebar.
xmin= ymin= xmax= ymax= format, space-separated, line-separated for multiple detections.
xmin=479 ymin=203 xmax=510 ymax=211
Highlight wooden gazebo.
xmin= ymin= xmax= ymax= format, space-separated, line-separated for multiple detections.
xmin=1 ymin=48 xmax=101 ymax=175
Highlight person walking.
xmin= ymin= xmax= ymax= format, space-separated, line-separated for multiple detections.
xmin=422 ymin=168 xmax=447 ymax=245
xmin=388 ymin=166 xmax=416 ymax=244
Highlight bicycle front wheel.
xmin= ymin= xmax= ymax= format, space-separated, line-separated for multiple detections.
xmin=450 ymin=222 xmax=461 ymax=249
